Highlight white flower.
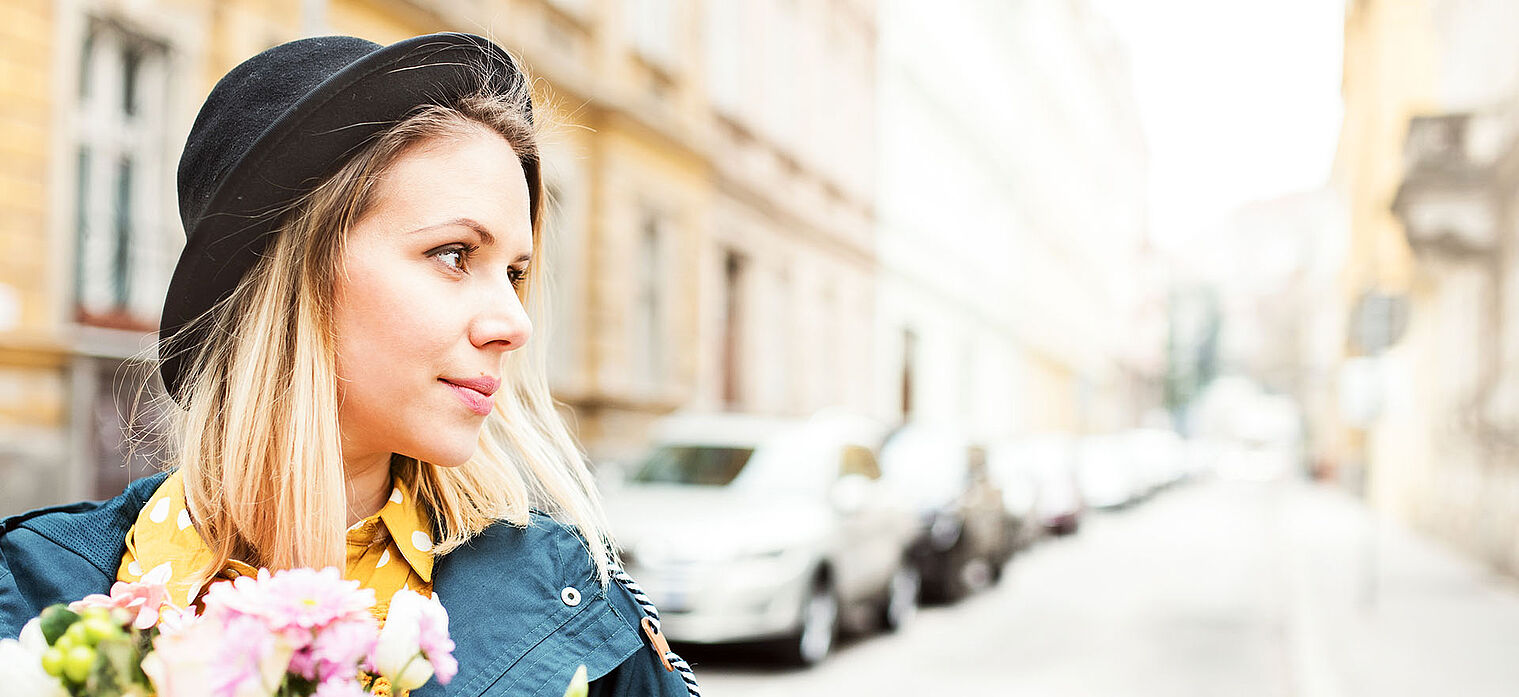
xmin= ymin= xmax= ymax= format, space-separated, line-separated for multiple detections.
xmin=371 ymin=589 xmax=455 ymax=690
xmin=0 ymin=638 xmax=68 ymax=697
xmin=563 ymin=664 xmax=589 ymax=697
xmin=372 ymin=616 xmax=430 ymax=690
xmin=18 ymin=618 xmax=46 ymax=655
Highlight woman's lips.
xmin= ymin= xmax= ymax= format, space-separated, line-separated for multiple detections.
xmin=441 ymin=379 xmax=494 ymax=415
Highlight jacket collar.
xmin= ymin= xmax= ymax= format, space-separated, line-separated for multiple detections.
xmin=416 ymin=514 xmax=639 ymax=697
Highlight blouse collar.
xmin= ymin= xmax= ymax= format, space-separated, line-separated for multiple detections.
xmin=124 ymin=469 xmax=434 ymax=608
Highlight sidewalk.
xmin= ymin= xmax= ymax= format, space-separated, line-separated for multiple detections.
xmin=1276 ymin=477 xmax=1519 ymax=697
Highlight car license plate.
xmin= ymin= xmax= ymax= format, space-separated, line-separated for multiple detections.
xmin=656 ymin=574 xmax=689 ymax=612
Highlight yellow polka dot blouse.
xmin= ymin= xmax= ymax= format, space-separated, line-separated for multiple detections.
xmin=117 ymin=469 xmax=435 ymax=621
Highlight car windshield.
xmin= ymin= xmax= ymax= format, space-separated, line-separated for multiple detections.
xmin=629 ymin=429 xmax=832 ymax=494
xmin=630 ymin=445 xmax=756 ymax=486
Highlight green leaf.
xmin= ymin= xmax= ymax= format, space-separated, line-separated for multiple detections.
xmin=563 ymin=664 xmax=589 ymax=697
xmin=278 ymin=673 xmax=319 ymax=697
xmin=39 ymin=605 xmax=82 ymax=646
xmin=131 ymin=626 xmax=155 ymax=657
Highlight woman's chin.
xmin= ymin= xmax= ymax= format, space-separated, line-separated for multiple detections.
xmin=424 ymin=447 xmax=476 ymax=468
xmin=403 ymin=435 xmax=479 ymax=468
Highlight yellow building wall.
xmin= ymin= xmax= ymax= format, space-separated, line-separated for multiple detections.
xmin=1337 ymin=0 xmax=1431 ymax=299
xmin=0 ymin=0 xmax=67 ymax=445
xmin=1333 ymin=0 xmax=1437 ymax=520
xmin=1024 ymin=351 xmax=1079 ymax=434
xmin=0 ymin=0 xmax=56 ymax=338
xmin=329 ymin=0 xmax=442 ymax=43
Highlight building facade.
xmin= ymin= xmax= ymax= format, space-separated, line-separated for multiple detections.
xmin=874 ymin=0 xmax=1154 ymax=443
xmin=0 ymin=0 xmax=880 ymax=513
xmin=1333 ymin=0 xmax=1519 ymax=576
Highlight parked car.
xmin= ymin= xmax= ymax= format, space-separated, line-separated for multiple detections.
xmin=985 ymin=439 xmax=1048 ymax=554
xmin=1124 ymin=428 xmax=1187 ymax=495
xmin=1182 ymin=435 xmax=1226 ymax=480
xmin=1075 ymin=434 xmax=1140 ymax=510
xmin=878 ymin=425 xmax=1009 ymax=603
xmin=602 ymin=410 xmax=918 ymax=666
xmin=992 ymin=434 xmax=1082 ymax=536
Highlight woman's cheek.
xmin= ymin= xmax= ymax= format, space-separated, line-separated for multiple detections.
xmin=393 ymin=282 xmax=464 ymax=342
xmin=370 ymin=263 xmax=445 ymax=333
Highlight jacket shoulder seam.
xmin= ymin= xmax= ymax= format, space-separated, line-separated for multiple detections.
xmin=0 ymin=501 xmax=102 ymax=535
xmin=525 ymin=511 xmax=601 ymax=584
xmin=10 ymin=523 xmax=117 ymax=578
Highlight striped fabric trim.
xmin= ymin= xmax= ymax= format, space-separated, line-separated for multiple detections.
xmin=611 ymin=566 xmax=702 ymax=697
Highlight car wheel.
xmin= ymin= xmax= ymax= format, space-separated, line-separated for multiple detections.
xmin=988 ymin=554 xmax=1007 ymax=585
xmin=881 ymin=564 xmax=920 ymax=632
xmin=936 ymin=549 xmax=972 ymax=602
xmin=782 ymin=581 xmax=839 ymax=666
xmin=962 ymin=556 xmax=994 ymax=592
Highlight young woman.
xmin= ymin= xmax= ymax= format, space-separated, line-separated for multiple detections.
xmin=0 ymin=33 xmax=698 ymax=696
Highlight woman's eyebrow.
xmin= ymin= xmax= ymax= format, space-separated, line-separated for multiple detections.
xmin=411 ymin=217 xmax=532 ymax=261
xmin=419 ymin=217 xmax=495 ymax=245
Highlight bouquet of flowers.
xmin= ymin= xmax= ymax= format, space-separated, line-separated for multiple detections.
xmin=0 ymin=566 xmax=457 ymax=697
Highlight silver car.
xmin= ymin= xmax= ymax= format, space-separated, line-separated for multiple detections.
xmin=602 ymin=410 xmax=919 ymax=665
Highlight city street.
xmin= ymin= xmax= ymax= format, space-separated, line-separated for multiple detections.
xmin=687 ymin=474 xmax=1519 ymax=696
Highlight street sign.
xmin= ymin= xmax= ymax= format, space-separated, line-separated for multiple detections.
xmin=1350 ymin=291 xmax=1409 ymax=355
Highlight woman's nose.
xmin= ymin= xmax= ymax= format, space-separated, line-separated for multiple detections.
xmin=470 ymin=285 xmax=533 ymax=352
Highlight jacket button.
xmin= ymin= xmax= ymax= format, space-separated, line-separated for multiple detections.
xmin=561 ymin=586 xmax=582 ymax=607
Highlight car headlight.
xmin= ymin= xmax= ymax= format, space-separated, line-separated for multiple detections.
xmin=738 ymin=546 xmax=788 ymax=562
xmin=727 ymin=544 xmax=812 ymax=581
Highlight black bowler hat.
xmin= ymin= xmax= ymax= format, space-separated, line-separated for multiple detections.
xmin=159 ymin=32 xmax=536 ymax=407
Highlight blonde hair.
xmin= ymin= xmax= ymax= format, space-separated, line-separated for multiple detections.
xmin=150 ymin=80 xmax=618 ymax=589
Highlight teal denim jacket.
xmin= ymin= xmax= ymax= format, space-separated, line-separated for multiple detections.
xmin=0 ymin=472 xmax=693 ymax=696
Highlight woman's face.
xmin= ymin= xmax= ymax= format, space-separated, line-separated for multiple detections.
xmin=332 ymin=126 xmax=534 ymax=468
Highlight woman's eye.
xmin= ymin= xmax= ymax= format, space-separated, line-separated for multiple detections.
xmin=429 ymin=243 xmax=477 ymax=273
xmin=508 ymin=266 xmax=528 ymax=289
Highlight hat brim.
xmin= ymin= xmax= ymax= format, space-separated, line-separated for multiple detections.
xmin=158 ymin=32 xmax=533 ymax=404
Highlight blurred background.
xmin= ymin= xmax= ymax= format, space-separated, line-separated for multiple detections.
xmin=4 ymin=0 xmax=1519 ymax=694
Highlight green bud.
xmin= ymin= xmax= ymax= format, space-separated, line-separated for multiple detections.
xmin=64 ymin=621 xmax=90 ymax=647
xmin=83 ymin=616 xmax=121 ymax=643
xmin=40 ymin=646 xmax=64 ymax=677
xmin=63 ymin=645 xmax=95 ymax=684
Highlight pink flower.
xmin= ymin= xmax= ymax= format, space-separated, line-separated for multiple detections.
xmin=149 ymin=610 xmax=293 ymax=697
xmin=414 ymin=592 xmax=457 ymax=685
xmin=203 ymin=568 xmax=375 ymax=638
xmin=211 ymin=613 xmax=295 ymax=697
xmin=290 ymin=616 xmax=377 ymax=683
xmin=155 ymin=604 xmax=199 ymax=634
xmin=144 ymin=612 xmax=222 ymax=697
xmin=70 ymin=562 xmax=176 ymax=630
xmin=146 ymin=567 xmax=404 ymax=697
